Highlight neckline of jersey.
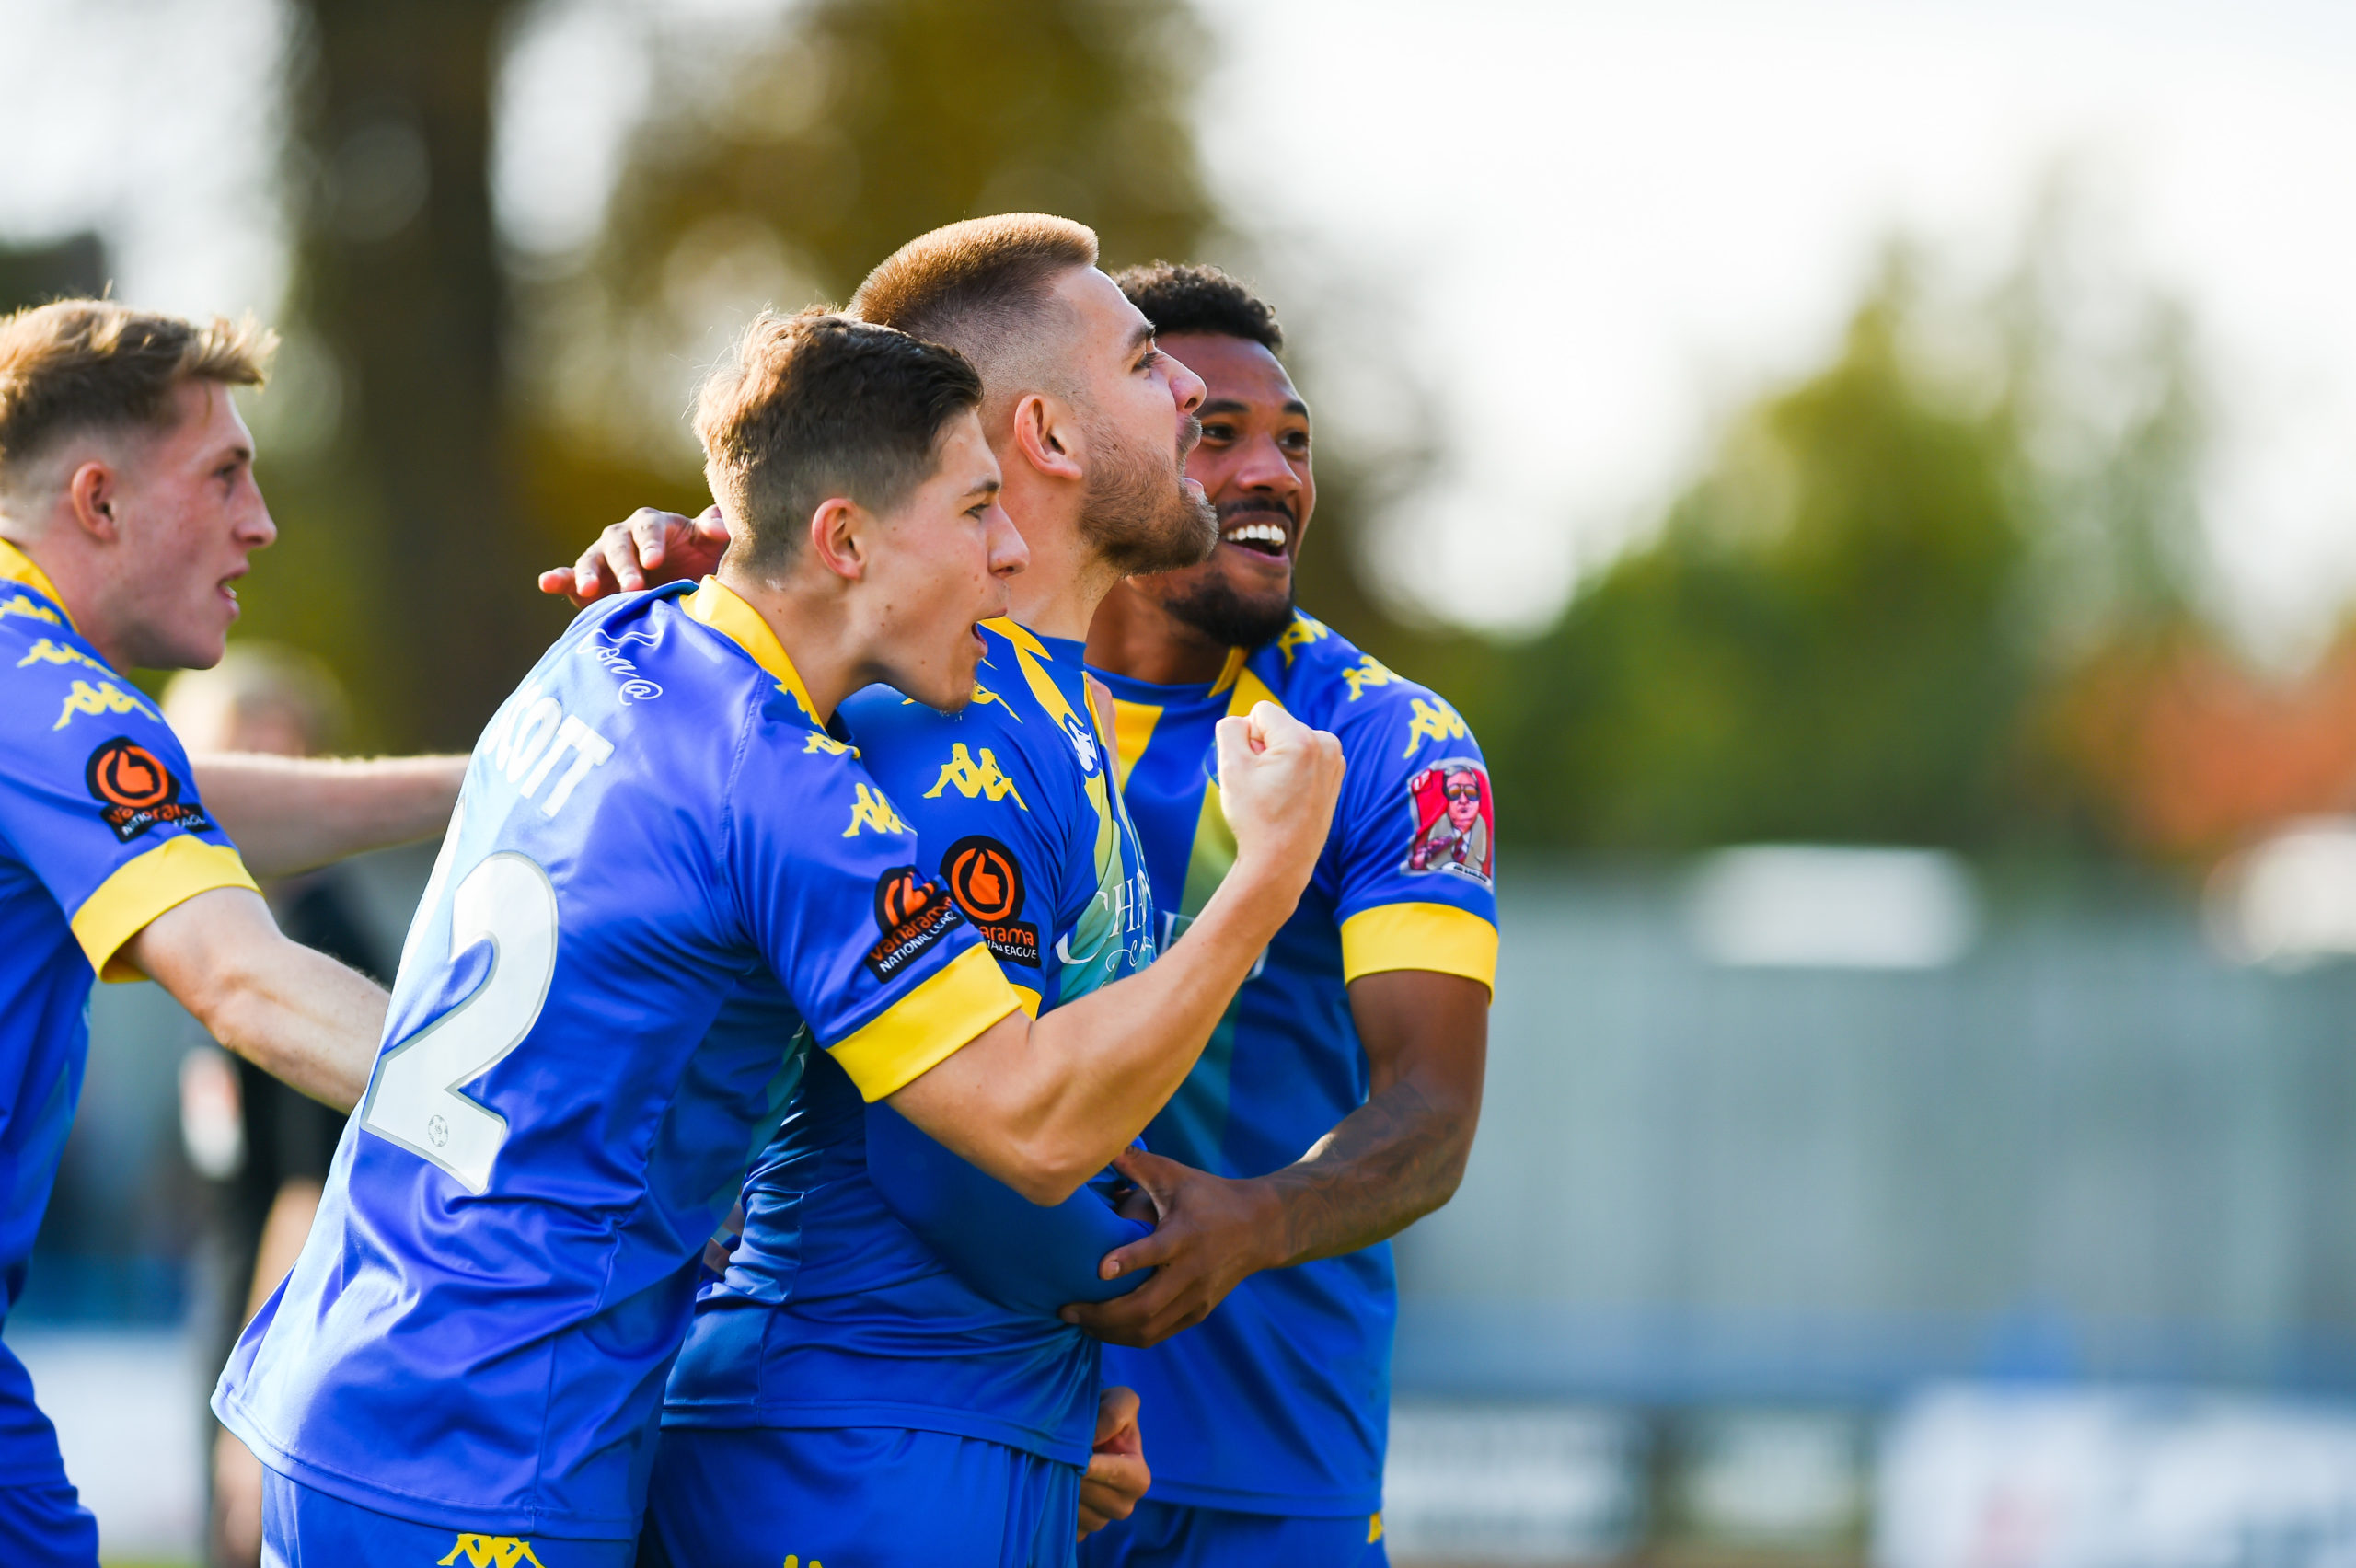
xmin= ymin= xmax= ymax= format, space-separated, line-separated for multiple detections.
xmin=0 ymin=537 xmax=77 ymax=631
xmin=683 ymin=576 xmax=821 ymax=723
xmin=1090 ymin=644 xmax=1252 ymax=704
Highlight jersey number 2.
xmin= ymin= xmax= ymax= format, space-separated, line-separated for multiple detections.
xmin=361 ymin=852 xmax=559 ymax=1193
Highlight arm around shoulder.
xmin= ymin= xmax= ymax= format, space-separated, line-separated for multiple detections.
xmin=191 ymin=753 xmax=467 ymax=878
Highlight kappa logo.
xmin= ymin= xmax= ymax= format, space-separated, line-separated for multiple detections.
xmin=1402 ymin=696 xmax=1469 ymax=756
xmin=942 ymin=834 xmax=1040 ymax=968
xmin=1275 ymin=613 xmax=1331 ymax=665
xmin=1 ymin=591 xmax=61 ymax=626
xmin=925 ymin=744 xmax=1028 ymax=810
xmin=1341 ymin=654 xmax=1399 ymax=701
xmin=843 ymin=781 xmax=911 ymax=837
xmin=17 ymin=638 xmax=109 ymax=675
xmin=86 ymin=735 xmax=214 ymax=844
xmin=434 ymin=1536 xmax=545 ymax=1567
xmin=865 ymin=865 xmax=963 ymax=981
xmin=804 ymin=730 xmax=859 ymax=757
xmin=54 ymin=677 xmax=154 ymax=731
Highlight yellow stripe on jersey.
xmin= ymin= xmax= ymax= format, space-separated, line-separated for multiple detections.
xmin=1009 ymin=983 xmax=1042 ymax=1019
xmin=1109 ymin=698 xmax=1160 ymax=794
xmin=0 ymin=537 xmax=76 ymax=631
xmin=72 ymin=836 xmax=260 ymax=982
xmin=1338 ymin=902 xmax=1498 ymax=994
xmin=827 ymin=944 xmax=1023 ymax=1101
xmin=684 ymin=577 xmax=821 ymax=723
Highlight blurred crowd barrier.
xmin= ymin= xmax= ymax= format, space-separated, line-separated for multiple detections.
xmin=21 ymin=847 xmax=2356 ymax=1565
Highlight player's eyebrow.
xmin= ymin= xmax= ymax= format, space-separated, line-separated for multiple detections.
xmin=1126 ymin=322 xmax=1157 ymax=358
xmin=965 ymin=474 xmax=1002 ymax=499
xmin=1198 ymin=398 xmax=1311 ymax=420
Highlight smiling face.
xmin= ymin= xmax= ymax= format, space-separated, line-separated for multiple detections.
xmin=860 ymin=409 xmax=1028 ymax=709
xmin=103 ymin=379 xmax=277 ymax=670
xmin=1121 ymin=329 xmax=1313 ymax=650
xmin=1057 ymin=268 xmax=1218 ymax=576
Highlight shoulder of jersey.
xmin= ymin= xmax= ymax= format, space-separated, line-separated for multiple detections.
xmin=1256 ymin=609 xmax=1473 ymax=750
xmin=2 ymin=589 xmax=165 ymax=739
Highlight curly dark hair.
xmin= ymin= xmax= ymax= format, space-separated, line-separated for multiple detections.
xmin=1111 ymin=261 xmax=1283 ymax=353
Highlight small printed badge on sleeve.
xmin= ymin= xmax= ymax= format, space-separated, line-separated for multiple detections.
xmin=865 ymin=865 xmax=964 ymax=981
xmin=86 ymin=735 xmax=215 ymax=844
xmin=941 ymin=834 xmax=1041 ymax=968
xmin=1402 ymin=757 xmax=1494 ymax=886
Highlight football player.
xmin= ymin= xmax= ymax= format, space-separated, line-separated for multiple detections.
xmin=0 ymin=300 xmax=464 ymax=1568
xmin=548 ymin=214 xmax=1212 ymax=1568
xmin=222 ymin=310 xmax=1342 ymax=1566
xmin=1068 ymin=264 xmax=1496 ymax=1568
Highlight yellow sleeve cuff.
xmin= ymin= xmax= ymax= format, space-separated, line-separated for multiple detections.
xmin=827 ymin=943 xmax=1024 ymax=1101
xmin=1338 ymin=902 xmax=1499 ymax=994
xmin=72 ymin=836 xmax=260 ymax=982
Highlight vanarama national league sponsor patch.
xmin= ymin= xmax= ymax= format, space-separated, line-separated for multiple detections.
xmin=941 ymin=834 xmax=1040 ymax=968
xmin=864 ymin=865 xmax=964 ymax=981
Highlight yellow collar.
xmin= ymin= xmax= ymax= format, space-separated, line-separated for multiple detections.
xmin=684 ymin=577 xmax=820 ymax=723
xmin=0 ymin=537 xmax=75 ymax=630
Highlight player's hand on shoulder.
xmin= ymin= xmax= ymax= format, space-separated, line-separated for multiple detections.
xmin=1216 ymin=700 xmax=1345 ymax=890
xmin=537 ymin=505 xmax=729 ymax=608
xmin=1059 ymin=1147 xmax=1283 ymax=1349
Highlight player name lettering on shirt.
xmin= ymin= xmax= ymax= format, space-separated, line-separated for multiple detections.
xmin=481 ymin=683 xmax=616 ymax=815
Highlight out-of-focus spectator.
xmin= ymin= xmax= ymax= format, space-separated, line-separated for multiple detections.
xmin=162 ymin=645 xmax=387 ymax=1568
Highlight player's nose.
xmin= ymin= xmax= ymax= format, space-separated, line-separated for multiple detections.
xmin=985 ymin=502 xmax=1028 ymax=578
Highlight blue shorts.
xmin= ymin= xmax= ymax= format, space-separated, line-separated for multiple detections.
xmin=642 ymin=1424 xmax=1081 ymax=1568
xmin=260 ymin=1466 xmax=635 ymax=1567
xmin=1079 ymin=1498 xmax=1389 ymax=1568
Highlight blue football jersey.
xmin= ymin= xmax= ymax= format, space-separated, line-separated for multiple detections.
xmin=0 ymin=540 xmax=259 ymax=1483
xmin=213 ymin=580 xmax=1021 ymax=1541
xmin=663 ymin=619 xmax=1154 ymax=1467
xmin=1092 ymin=611 xmax=1499 ymax=1517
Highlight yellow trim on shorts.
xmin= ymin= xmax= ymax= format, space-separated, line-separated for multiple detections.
xmin=72 ymin=836 xmax=260 ymax=982
xmin=827 ymin=944 xmax=1024 ymax=1101
xmin=1338 ymin=902 xmax=1498 ymax=994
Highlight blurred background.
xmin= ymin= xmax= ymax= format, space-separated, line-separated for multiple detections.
xmin=8 ymin=0 xmax=2356 ymax=1562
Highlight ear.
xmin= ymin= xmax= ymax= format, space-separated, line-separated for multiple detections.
xmin=1009 ymin=392 xmax=1086 ymax=485
xmin=66 ymin=459 xmax=121 ymax=543
xmin=805 ymin=495 xmax=870 ymax=582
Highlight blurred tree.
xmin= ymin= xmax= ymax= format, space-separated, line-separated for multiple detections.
xmin=258 ymin=0 xmax=550 ymax=751
xmin=1456 ymin=225 xmax=2212 ymax=857
xmin=537 ymin=0 xmax=1217 ymax=467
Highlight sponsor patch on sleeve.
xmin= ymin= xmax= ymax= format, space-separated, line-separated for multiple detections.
xmin=86 ymin=736 xmax=215 ymax=844
xmin=1401 ymin=756 xmax=1494 ymax=886
xmin=865 ymin=865 xmax=964 ymax=982
xmin=941 ymin=834 xmax=1040 ymax=968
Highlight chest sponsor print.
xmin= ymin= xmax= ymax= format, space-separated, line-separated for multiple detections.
xmin=941 ymin=834 xmax=1040 ymax=968
xmin=1403 ymin=756 xmax=1494 ymax=886
xmin=85 ymin=735 xmax=215 ymax=844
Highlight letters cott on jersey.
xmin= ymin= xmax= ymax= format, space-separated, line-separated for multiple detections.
xmin=213 ymin=580 xmax=1018 ymax=1540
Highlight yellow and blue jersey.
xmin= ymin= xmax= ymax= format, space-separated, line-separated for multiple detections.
xmin=0 ymin=540 xmax=258 ymax=1486
xmin=1093 ymin=611 xmax=1499 ymax=1518
xmin=213 ymin=580 xmax=1021 ymax=1541
xmin=662 ymin=619 xmax=1155 ymax=1469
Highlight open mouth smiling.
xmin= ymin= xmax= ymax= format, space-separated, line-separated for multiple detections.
xmin=1220 ymin=518 xmax=1289 ymax=557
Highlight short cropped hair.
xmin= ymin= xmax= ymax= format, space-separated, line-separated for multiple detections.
xmin=1112 ymin=262 xmax=1283 ymax=353
xmin=0 ymin=299 xmax=276 ymax=479
xmin=694 ymin=308 xmax=984 ymax=579
xmin=849 ymin=214 xmax=1098 ymax=406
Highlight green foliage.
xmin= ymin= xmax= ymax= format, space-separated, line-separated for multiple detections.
xmin=1445 ymin=236 xmax=2208 ymax=856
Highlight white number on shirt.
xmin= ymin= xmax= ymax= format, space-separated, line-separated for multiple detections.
xmin=361 ymin=852 xmax=559 ymax=1194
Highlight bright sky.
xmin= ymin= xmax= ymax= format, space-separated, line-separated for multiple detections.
xmin=5 ymin=0 xmax=2353 ymax=647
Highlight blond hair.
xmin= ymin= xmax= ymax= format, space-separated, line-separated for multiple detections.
xmin=849 ymin=213 xmax=1098 ymax=410
xmin=0 ymin=299 xmax=277 ymax=478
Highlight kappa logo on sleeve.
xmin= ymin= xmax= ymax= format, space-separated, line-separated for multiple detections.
xmin=1402 ymin=757 xmax=1494 ymax=885
xmin=941 ymin=835 xmax=1040 ymax=968
xmin=434 ymin=1536 xmax=544 ymax=1568
xmin=85 ymin=736 xmax=215 ymax=844
xmin=865 ymin=865 xmax=964 ymax=981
